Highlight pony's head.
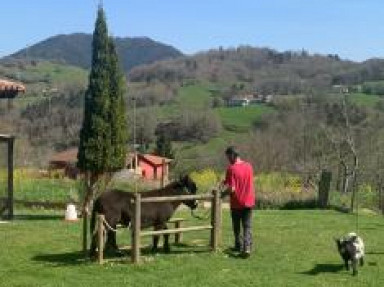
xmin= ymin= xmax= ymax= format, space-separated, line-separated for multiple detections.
xmin=178 ymin=175 xmax=198 ymax=210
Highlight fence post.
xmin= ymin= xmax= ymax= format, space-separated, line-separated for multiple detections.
xmin=318 ymin=170 xmax=332 ymax=208
xmin=132 ymin=192 xmax=141 ymax=264
xmin=7 ymin=137 xmax=14 ymax=220
xmin=97 ymin=214 xmax=104 ymax=264
xmin=210 ymin=189 xmax=220 ymax=251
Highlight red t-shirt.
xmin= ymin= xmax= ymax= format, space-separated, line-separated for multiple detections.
xmin=224 ymin=160 xmax=255 ymax=209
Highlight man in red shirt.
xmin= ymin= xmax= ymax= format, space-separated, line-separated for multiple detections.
xmin=222 ymin=146 xmax=255 ymax=258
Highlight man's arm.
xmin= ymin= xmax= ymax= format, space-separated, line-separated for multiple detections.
xmin=220 ymin=168 xmax=235 ymax=198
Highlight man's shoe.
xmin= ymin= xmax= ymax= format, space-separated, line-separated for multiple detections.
xmin=241 ymin=248 xmax=251 ymax=259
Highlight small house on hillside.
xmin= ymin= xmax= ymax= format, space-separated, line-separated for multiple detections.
xmin=228 ymin=93 xmax=274 ymax=107
xmin=137 ymin=154 xmax=172 ymax=181
xmin=48 ymin=148 xmax=79 ymax=179
xmin=228 ymin=95 xmax=253 ymax=107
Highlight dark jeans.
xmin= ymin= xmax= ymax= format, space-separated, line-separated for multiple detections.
xmin=231 ymin=208 xmax=253 ymax=252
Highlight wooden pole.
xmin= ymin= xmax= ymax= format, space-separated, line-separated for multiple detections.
xmin=161 ymin=159 xmax=165 ymax=188
xmin=214 ymin=188 xmax=221 ymax=251
xmin=210 ymin=189 xmax=220 ymax=251
xmin=174 ymin=221 xmax=182 ymax=244
xmin=7 ymin=137 xmax=14 ymax=220
xmin=83 ymin=211 xmax=88 ymax=258
xmin=132 ymin=192 xmax=141 ymax=264
xmin=217 ymin=189 xmax=222 ymax=246
xmin=97 ymin=214 xmax=104 ymax=264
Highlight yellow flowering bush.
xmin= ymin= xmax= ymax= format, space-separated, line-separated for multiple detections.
xmin=190 ymin=169 xmax=222 ymax=193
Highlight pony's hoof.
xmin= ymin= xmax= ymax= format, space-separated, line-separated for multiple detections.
xmin=89 ymin=253 xmax=97 ymax=261
xmin=163 ymin=247 xmax=171 ymax=253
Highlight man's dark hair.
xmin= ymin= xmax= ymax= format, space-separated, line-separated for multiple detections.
xmin=225 ymin=146 xmax=239 ymax=158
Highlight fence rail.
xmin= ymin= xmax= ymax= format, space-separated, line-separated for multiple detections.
xmin=96 ymin=189 xmax=222 ymax=265
xmin=140 ymin=225 xmax=212 ymax=237
xmin=140 ymin=193 xmax=213 ymax=203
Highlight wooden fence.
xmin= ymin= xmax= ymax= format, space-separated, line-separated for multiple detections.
xmin=96 ymin=189 xmax=222 ymax=264
xmin=0 ymin=135 xmax=14 ymax=220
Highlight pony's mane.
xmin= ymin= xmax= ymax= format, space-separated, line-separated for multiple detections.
xmin=142 ymin=179 xmax=186 ymax=197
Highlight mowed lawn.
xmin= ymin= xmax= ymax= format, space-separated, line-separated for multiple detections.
xmin=0 ymin=210 xmax=383 ymax=287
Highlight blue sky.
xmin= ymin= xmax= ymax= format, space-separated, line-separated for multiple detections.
xmin=1 ymin=0 xmax=383 ymax=61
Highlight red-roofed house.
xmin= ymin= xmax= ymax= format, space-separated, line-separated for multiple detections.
xmin=48 ymin=148 xmax=79 ymax=179
xmin=137 ymin=154 xmax=172 ymax=181
xmin=48 ymin=148 xmax=172 ymax=181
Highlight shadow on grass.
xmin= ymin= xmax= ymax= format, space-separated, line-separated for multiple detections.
xmin=300 ymin=263 xmax=344 ymax=275
xmin=32 ymin=251 xmax=86 ymax=266
xmin=140 ymin=243 xmax=210 ymax=256
xmin=366 ymin=251 xmax=384 ymax=255
xmin=14 ymin=214 xmax=63 ymax=221
xmin=222 ymin=247 xmax=251 ymax=259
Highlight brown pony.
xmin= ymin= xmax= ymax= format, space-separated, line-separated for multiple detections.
xmin=90 ymin=175 xmax=198 ymax=258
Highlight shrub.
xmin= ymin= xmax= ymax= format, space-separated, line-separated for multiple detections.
xmin=190 ymin=169 xmax=221 ymax=193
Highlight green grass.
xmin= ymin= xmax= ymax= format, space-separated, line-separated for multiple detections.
xmin=0 ymin=210 xmax=383 ymax=286
xmin=217 ymin=105 xmax=274 ymax=132
xmin=12 ymin=178 xmax=79 ymax=202
xmin=177 ymin=83 xmax=212 ymax=108
xmin=349 ymin=93 xmax=382 ymax=107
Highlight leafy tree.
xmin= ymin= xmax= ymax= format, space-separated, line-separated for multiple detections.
xmin=155 ymin=133 xmax=173 ymax=158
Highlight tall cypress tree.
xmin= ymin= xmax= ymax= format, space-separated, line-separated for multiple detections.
xmin=77 ymin=7 xmax=128 ymax=254
xmin=78 ymin=7 xmax=111 ymax=175
xmin=109 ymin=38 xmax=128 ymax=170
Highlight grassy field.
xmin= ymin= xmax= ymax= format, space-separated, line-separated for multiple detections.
xmin=217 ymin=105 xmax=274 ymax=132
xmin=349 ymin=93 xmax=382 ymax=107
xmin=0 ymin=210 xmax=383 ymax=287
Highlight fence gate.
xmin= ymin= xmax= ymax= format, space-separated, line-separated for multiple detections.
xmin=0 ymin=135 xmax=14 ymax=220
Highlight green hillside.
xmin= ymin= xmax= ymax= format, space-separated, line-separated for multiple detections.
xmin=217 ymin=105 xmax=274 ymax=132
xmin=3 ymin=33 xmax=183 ymax=72
xmin=0 ymin=61 xmax=88 ymax=107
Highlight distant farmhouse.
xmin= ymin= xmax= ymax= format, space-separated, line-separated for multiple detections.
xmin=332 ymin=85 xmax=349 ymax=94
xmin=227 ymin=93 xmax=273 ymax=107
xmin=48 ymin=148 xmax=172 ymax=182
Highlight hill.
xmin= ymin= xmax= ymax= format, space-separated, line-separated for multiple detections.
xmin=129 ymin=46 xmax=384 ymax=94
xmin=2 ymin=33 xmax=183 ymax=72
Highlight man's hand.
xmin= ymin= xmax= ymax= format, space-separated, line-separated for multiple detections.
xmin=219 ymin=183 xmax=234 ymax=198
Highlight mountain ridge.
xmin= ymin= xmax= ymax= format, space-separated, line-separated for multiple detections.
xmin=2 ymin=33 xmax=183 ymax=73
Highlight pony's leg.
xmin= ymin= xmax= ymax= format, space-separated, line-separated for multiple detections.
xmin=106 ymin=229 xmax=118 ymax=250
xmin=90 ymin=234 xmax=98 ymax=259
xmin=360 ymin=257 xmax=364 ymax=266
xmin=162 ymin=224 xmax=170 ymax=253
xmin=344 ymin=259 xmax=349 ymax=270
xmin=352 ymin=259 xmax=358 ymax=276
xmin=152 ymin=225 xmax=161 ymax=253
